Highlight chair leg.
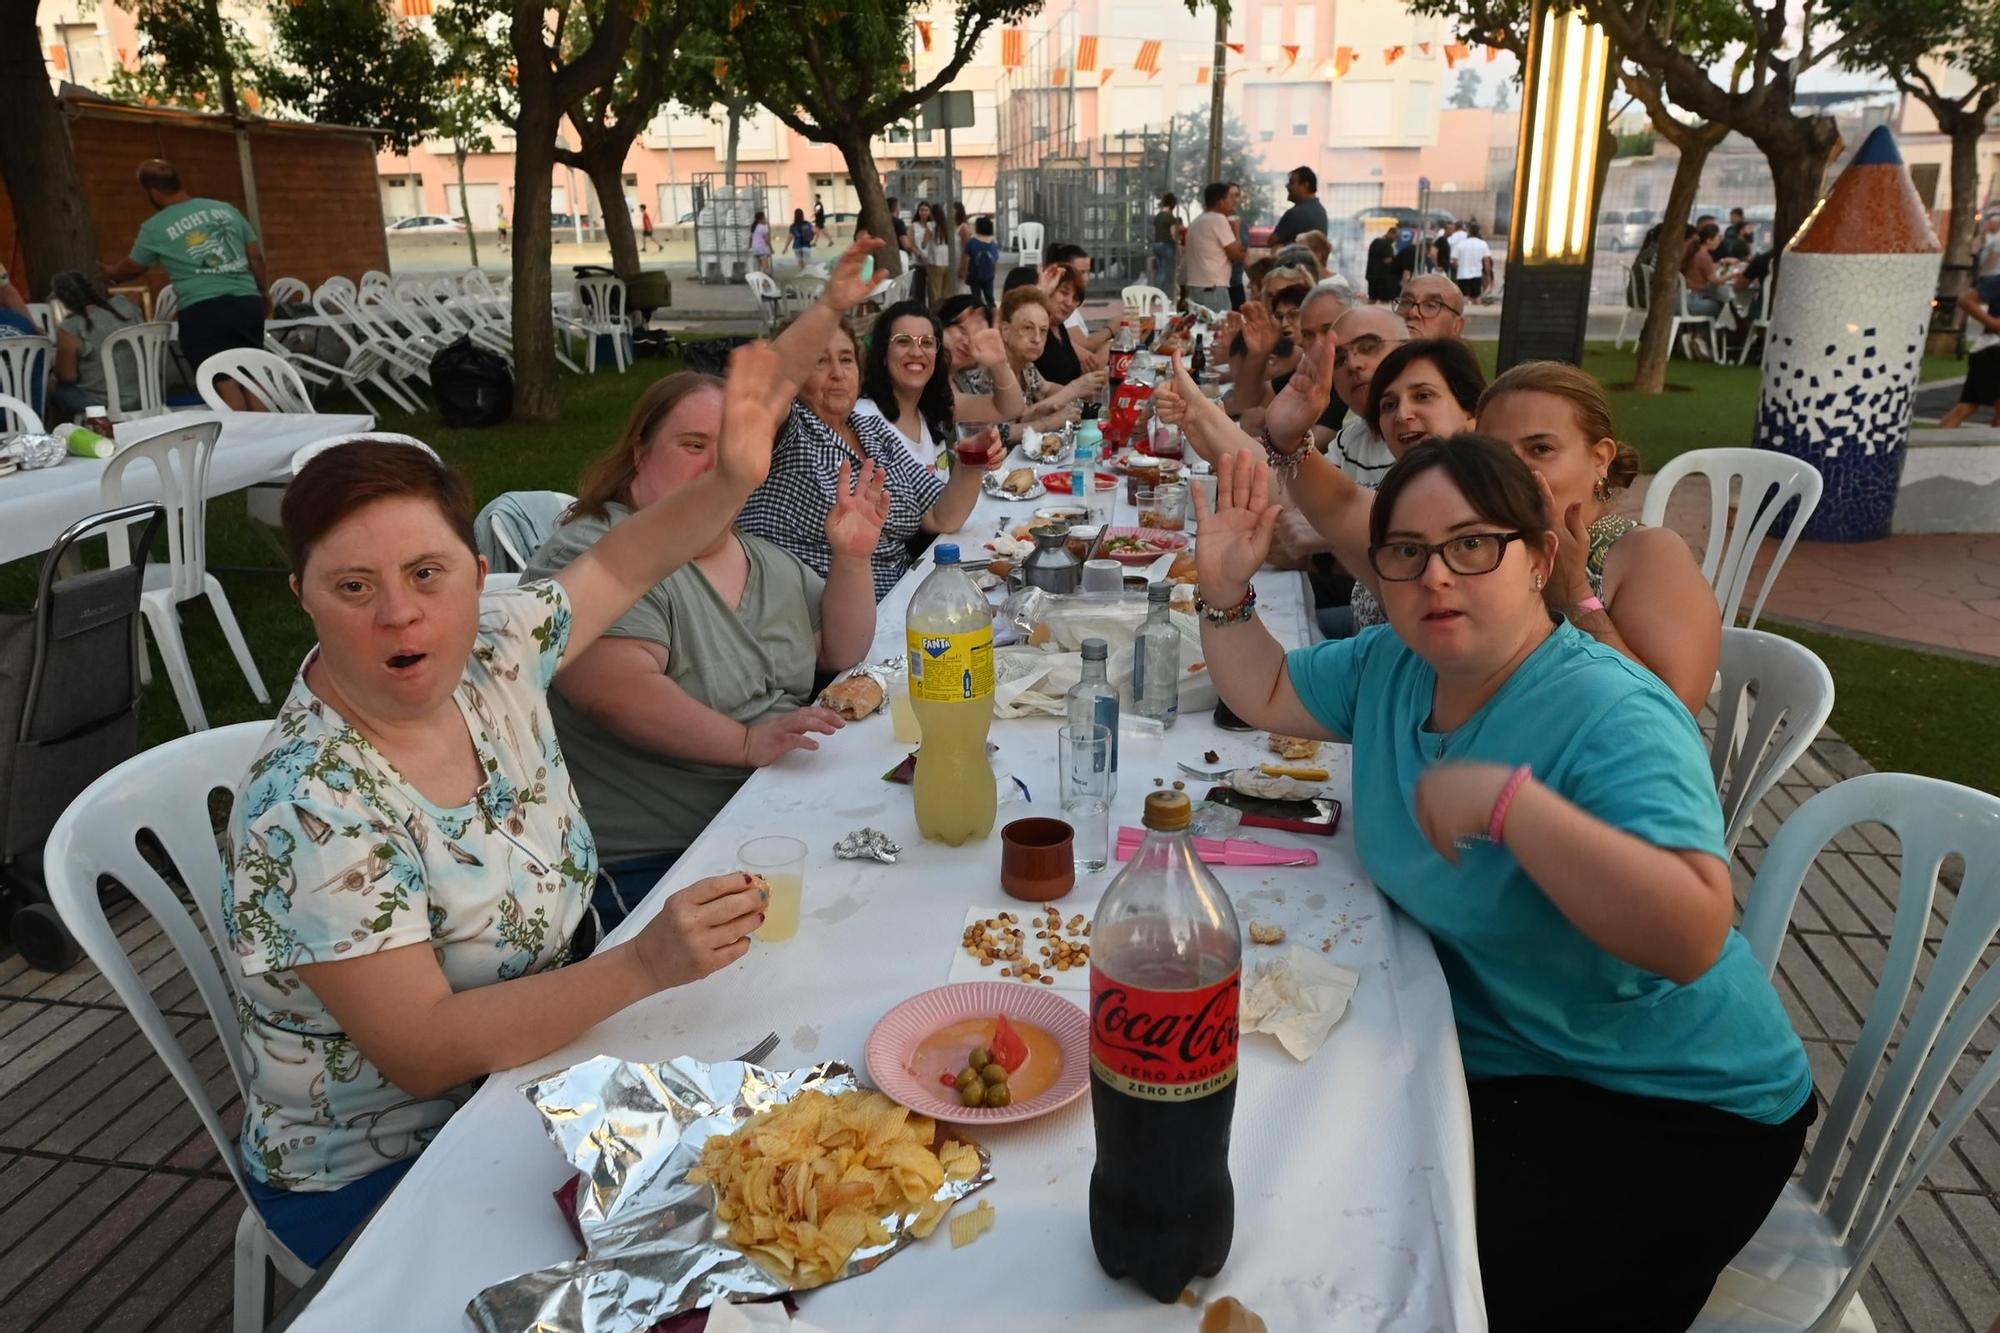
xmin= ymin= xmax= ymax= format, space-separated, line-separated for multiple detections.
xmin=144 ymin=598 xmax=209 ymax=732
xmin=204 ymin=575 xmax=271 ymax=705
xmin=1613 ymin=308 xmax=1630 ymax=350
xmin=234 ymin=1206 xmax=273 ymax=1333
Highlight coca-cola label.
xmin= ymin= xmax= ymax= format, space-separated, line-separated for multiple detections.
xmin=1108 ymin=348 xmax=1136 ymax=382
xmin=1089 ymin=970 xmax=1239 ymax=1102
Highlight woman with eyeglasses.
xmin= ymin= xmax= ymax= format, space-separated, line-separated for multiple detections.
xmin=737 ymin=242 xmax=997 ymax=600
xmin=1194 ymin=440 xmax=1812 ymax=1331
xmin=221 ymin=345 xmax=797 ymax=1270
xmin=936 ymin=294 xmax=1026 ymax=424
xmin=856 ymin=298 xmax=954 ymax=470
xmin=959 ymin=287 xmax=1106 ymax=439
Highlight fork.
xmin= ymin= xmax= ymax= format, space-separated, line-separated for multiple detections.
xmin=735 ymin=1031 xmax=780 ymax=1065
xmin=1176 ymin=761 xmax=1235 ymax=783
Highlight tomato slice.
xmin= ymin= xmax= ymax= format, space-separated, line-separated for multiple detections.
xmin=991 ymin=1014 xmax=1028 ymax=1073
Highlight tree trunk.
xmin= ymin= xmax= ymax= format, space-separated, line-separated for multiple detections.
xmin=1940 ymin=112 xmax=1984 ymax=298
xmin=586 ymin=152 xmax=640 ymax=279
xmin=1753 ymin=113 xmax=1841 ymax=255
xmin=1205 ymin=3 xmax=1227 ymax=183
xmin=0 ymin=0 xmax=101 ymax=296
xmin=1631 ymin=139 xmax=1714 ymax=393
xmin=456 ymin=143 xmax=481 ymax=269
xmin=511 ymin=105 xmax=561 ymax=424
xmin=199 ymin=0 xmax=239 ymax=116
xmin=844 ymin=128 xmax=892 ymax=248
xmin=725 ymin=100 xmax=743 ymax=189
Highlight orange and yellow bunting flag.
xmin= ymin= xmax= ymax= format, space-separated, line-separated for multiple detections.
xmin=1001 ymin=27 xmax=1024 ymax=67
xmin=1383 ymin=44 xmax=1404 ymax=65
xmin=1334 ymin=46 xmax=1354 ymax=76
xmin=1077 ymin=34 xmax=1097 ymax=71
xmin=1444 ymin=41 xmax=1471 ymax=68
xmin=1134 ymin=38 xmax=1161 ymax=76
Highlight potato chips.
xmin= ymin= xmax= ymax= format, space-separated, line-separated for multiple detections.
xmin=688 ymin=1089 xmax=984 ymax=1288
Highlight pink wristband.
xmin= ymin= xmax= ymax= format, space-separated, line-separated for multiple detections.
xmin=1574 ymin=595 xmax=1606 ymax=615
xmin=1487 ymin=765 xmax=1533 ymax=844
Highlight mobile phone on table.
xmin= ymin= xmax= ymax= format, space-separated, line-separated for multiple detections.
xmin=1204 ymin=787 xmax=1343 ymax=837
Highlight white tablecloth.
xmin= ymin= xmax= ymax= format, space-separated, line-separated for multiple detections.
xmin=289 ymin=461 xmax=1487 ymax=1332
xmin=0 ymin=410 xmax=373 ymax=564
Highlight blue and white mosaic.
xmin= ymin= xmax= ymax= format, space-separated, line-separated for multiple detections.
xmin=1754 ymin=250 xmax=1938 ymax=541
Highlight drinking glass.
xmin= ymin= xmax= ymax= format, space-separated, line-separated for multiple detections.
xmin=738 ymin=835 xmax=807 ymax=941
xmin=954 ymin=421 xmax=998 ymax=468
xmin=1137 ymin=483 xmax=1187 ymax=532
xmin=1058 ymin=722 xmax=1114 ymax=873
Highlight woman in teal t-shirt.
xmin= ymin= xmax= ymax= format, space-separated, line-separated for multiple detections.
xmin=1195 ymin=436 xmax=1814 ymax=1330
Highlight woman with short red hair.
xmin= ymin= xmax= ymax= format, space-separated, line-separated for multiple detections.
xmin=220 ymin=339 xmax=800 ymax=1268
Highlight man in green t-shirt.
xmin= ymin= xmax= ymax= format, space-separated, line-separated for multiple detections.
xmin=101 ymin=159 xmax=269 ymax=408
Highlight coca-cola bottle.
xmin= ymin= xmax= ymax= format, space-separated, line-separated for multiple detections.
xmin=1089 ymin=789 xmax=1241 ymax=1302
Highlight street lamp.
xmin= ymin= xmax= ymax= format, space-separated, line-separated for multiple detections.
xmin=1496 ymin=0 xmax=1612 ymax=370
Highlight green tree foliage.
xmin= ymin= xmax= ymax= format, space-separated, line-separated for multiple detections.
xmin=1450 ymin=67 xmax=1481 ymax=109
xmin=107 ymin=0 xmax=260 ymax=114
xmin=1137 ymin=109 xmax=1271 ymax=226
xmin=261 ymin=0 xmax=444 ymax=150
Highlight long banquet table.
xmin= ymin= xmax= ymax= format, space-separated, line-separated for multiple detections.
xmin=289 ymin=453 xmax=1488 ymax=1331
xmin=0 ymin=409 xmax=374 ymax=564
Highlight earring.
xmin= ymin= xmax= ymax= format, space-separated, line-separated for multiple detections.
xmin=1593 ymin=475 xmax=1610 ymax=502
xmin=1533 ymin=573 xmax=1545 ymax=590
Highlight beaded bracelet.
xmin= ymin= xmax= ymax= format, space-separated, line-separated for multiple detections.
xmin=1259 ymin=427 xmax=1306 ymax=479
xmin=1196 ymin=585 xmax=1259 ymax=625
xmin=1487 ymin=765 xmax=1534 ymax=843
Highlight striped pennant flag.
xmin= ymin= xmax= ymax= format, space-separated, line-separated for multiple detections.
xmin=1077 ymin=34 xmax=1098 ymax=71
xmin=1134 ymin=38 xmax=1161 ymax=76
xmin=1001 ymin=27 xmax=1024 ymax=67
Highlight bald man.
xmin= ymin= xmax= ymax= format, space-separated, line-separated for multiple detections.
xmin=1394 ymin=273 xmax=1467 ymax=340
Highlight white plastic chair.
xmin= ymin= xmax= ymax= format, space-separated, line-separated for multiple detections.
xmin=1736 ymin=276 xmax=1776 ymax=367
xmin=0 ymin=390 xmax=41 ymax=433
xmin=571 ymin=274 xmax=632 ymax=372
xmin=360 ymin=269 xmax=392 ymax=295
xmin=315 ymin=275 xmax=357 ymax=305
xmin=0 ymin=335 xmax=54 ymax=418
xmin=1710 ymin=628 xmax=1835 ymax=855
xmin=1014 ymin=220 xmax=1044 ymax=271
xmin=197 ymin=349 xmax=316 ymax=414
xmin=153 ymin=285 xmax=179 ymax=322
xmin=1121 ymin=285 xmax=1171 ymax=320
xmin=1642 ymin=448 xmax=1824 ymax=630
xmin=483 ymin=571 xmax=523 ymax=592
xmin=1614 ymin=261 xmax=1651 ymax=350
xmin=311 ymin=285 xmax=425 ymax=413
xmin=1702 ymin=772 xmax=2000 ymax=1332
xmin=41 ymin=722 xmax=319 ymax=1333
xmin=266 ymin=276 xmax=310 ymax=306
xmin=476 ymin=491 xmax=576 ymax=571
xmin=100 ymin=420 xmax=271 ymax=732
xmin=26 ymin=301 xmax=53 ymax=335
xmin=1670 ymin=278 xmax=1719 ymax=361
xmin=100 ymin=321 xmax=176 ymax=422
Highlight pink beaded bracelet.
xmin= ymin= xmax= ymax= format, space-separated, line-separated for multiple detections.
xmin=1487 ymin=765 xmax=1533 ymax=844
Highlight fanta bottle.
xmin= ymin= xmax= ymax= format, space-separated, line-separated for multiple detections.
xmin=906 ymin=544 xmax=997 ymax=844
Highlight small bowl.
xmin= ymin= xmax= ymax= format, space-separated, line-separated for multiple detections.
xmin=1000 ymin=817 xmax=1075 ymax=902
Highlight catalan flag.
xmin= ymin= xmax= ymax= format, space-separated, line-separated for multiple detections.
xmin=1077 ymin=34 xmax=1097 ymax=71
xmin=1001 ymin=27 xmax=1024 ymax=67
xmin=1133 ymin=38 xmax=1161 ymax=77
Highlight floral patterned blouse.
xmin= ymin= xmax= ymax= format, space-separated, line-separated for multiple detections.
xmin=224 ymin=581 xmax=594 ymax=1192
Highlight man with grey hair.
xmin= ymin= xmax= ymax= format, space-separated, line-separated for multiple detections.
xmin=1394 ymin=272 xmax=1467 ymax=340
xmin=1978 ymin=208 xmax=2000 ymax=278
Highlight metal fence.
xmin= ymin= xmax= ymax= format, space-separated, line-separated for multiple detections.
xmin=692 ymin=171 xmax=768 ymax=284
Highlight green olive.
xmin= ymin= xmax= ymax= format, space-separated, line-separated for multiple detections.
xmin=981 ymin=1062 xmax=1008 ymax=1086
xmin=968 ymin=1046 xmax=992 ymax=1071
xmin=984 ymin=1083 xmax=1011 ymax=1107
xmin=955 ymin=1067 xmax=981 ymax=1093
xmin=959 ymin=1081 xmax=986 ymax=1107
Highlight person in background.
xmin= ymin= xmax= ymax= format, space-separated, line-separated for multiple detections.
xmin=1433 ymin=221 xmax=1457 ymax=276
xmin=1185 ymin=182 xmax=1244 ymax=315
xmin=858 ymin=298 xmax=955 ymax=470
xmin=737 ymin=239 xmax=995 ymax=600
xmin=937 ymin=293 xmax=1026 ymax=423
xmin=1396 ymin=273 xmax=1468 ymax=340
xmin=1195 ymin=438 xmax=1812 ymax=1331
xmin=1040 ymin=241 xmax=1111 ymax=364
xmin=1680 ymin=222 xmax=1726 ymax=353
xmin=1453 ymin=222 xmax=1493 ymax=303
xmin=962 ymin=216 xmax=999 ymax=309
xmin=496 ymin=203 xmax=509 ymax=252
xmin=100 ymin=159 xmax=267 ymax=409
xmin=887 ymin=197 xmax=912 ymax=274
xmin=1294 ymin=230 xmax=1334 ymax=280
xmin=641 ymin=205 xmax=657 ymax=253
xmin=749 ymin=211 xmax=773 ymax=275
xmin=528 ymin=370 xmax=884 ymax=920
xmin=813 ymin=196 xmax=827 ymax=234
xmin=907 ymin=202 xmax=936 ymax=310
xmin=789 ymin=208 xmax=816 ymax=270
xmin=48 ymin=270 xmax=146 ymax=419
xmin=1716 ymin=208 xmax=1750 ymax=261
xmin=922 ymin=202 xmax=952 ymax=305
xmin=1940 ymin=270 xmax=2000 ymax=428
xmin=1270 ymin=166 xmax=1328 ymax=249
xmin=1036 ymin=268 xmax=1091 ymax=386
xmin=969 ymin=286 xmax=1105 ymax=439
xmin=1153 ymin=193 xmax=1183 ymax=293
xmin=1366 ymin=222 xmax=1401 ymax=303
xmin=0 ymin=265 xmax=35 ymax=332
xmin=1975 ymin=208 xmax=2000 ymax=278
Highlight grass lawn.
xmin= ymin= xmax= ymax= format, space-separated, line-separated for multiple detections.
xmin=1 ymin=343 xmax=1994 ymax=796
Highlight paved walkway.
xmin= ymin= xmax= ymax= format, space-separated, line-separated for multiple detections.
xmin=1 ymin=719 xmax=1996 ymax=1330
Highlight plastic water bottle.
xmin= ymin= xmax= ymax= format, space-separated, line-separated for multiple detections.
xmin=1065 ymin=638 xmax=1119 ymax=799
xmin=1072 ymin=418 xmax=1108 ymax=526
xmin=906 ymin=544 xmax=997 ymax=845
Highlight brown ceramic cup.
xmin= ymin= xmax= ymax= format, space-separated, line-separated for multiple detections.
xmin=999 ymin=817 xmax=1076 ymax=902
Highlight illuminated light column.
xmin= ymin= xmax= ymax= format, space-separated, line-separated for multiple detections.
xmin=1496 ymin=1 xmax=1612 ymax=371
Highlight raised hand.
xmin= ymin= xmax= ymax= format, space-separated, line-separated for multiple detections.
xmin=821 ymin=235 xmax=888 ymax=311
xmin=1265 ymin=329 xmax=1336 ymax=449
xmin=1239 ymin=301 xmax=1280 ymax=360
xmin=1193 ymin=449 xmax=1282 ymax=607
xmin=969 ymin=324 xmax=1009 ymax=369
xmin=1414 ymin=761 xmax=1519 ymax=864
xmin=825 ymin=458 xmax=890 ymax=560
xmin=1153 ymin=351 xmax=1197 ymax=427
xmin=631 ymin=873 xmax=767 ymax=988
xmin=717 ymin=340 xmax=790 ymax=492
xmin=1535 ymin=472 xmax=1595 ymax=610
xmin=743 ymin=706 xmax=846 ymax=767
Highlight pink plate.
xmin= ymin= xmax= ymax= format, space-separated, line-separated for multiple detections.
xmin=1096 ymin=526 xmax=1191 ymax=565
xmin=867 ymin=982 xmax=1090 ymax=1125
xmin=1042 ymin=469 xmax=1119 ymax=494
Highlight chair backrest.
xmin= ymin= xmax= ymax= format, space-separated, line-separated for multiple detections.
xmin=476 ymin=490 xmax=577 ymax=570
xmin=26 ymin=302 xmax=53 ymax=335
xmin=196 ymin=348 xmax=315 ymax=414
xmin=0 ymin=390 xmax=41 ymax=433
xmin=1738 ymin=772 xmax=2000 ymax=1326
xmin=1711 ymin=628 xmax=1834 ymax=855
xmin=152 ymin=285 xmax=179 ymax=322
xmin=99 ymin=419 xmax=224 ymax=602
xmin=1015 ymin=220 xmax=1045 ymax=267
xmin=0 ymin=335 xmax=53 ymax=411
xmin=1627 ymin=262 xmax=1652 ymax=312
xmin=267 ymin=276 xmax=310 ymax=305
xmin=1121 ymin=285 xmax=1170 ymax=318
xmin=316 ymin=275 xmax=357 ymax=305
xmin=289 ymin=430 xmax=438 ymax=477
xmin=1640 ymin=447 xmax=1825 ymax=629
xmin=1755 ymin=270 xmax=1776 ymax=322
xmin=576 ymin=274 xmax=627 ymax=324
xmin=360 ymin=269 xmax=392 ymax=294
xmin=744 ymin=271 xmax=782 ymax=301
xmin=41 ymin=722 xmax=275 ymax=1205
xmin=100 ymin=321 xmax=174 ymax=422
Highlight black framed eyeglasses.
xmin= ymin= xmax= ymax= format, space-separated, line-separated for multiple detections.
xmin=1369 ymin=531 xmax=1528 ymax=582
xmin=1393 ymin=296 xmax=1465 ymax=319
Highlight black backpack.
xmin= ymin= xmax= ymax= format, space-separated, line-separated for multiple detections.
xmin=967 ymin=240 xmax=996 ymax=285
xmin=430 ymin=337 xmax=512 ymax=428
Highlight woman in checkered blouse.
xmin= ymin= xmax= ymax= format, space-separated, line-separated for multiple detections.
xmin=737 ymin=238 xmax=1000 ymax=600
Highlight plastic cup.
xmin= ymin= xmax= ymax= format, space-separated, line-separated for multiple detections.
xmin=1082 ymin=559 xmax=1124 ymax=593
xmin=739 ymin=835 xmax=806 ymax=941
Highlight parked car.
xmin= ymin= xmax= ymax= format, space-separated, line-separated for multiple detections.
xmin=386 ymin=214 xmax=468 ymax=235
